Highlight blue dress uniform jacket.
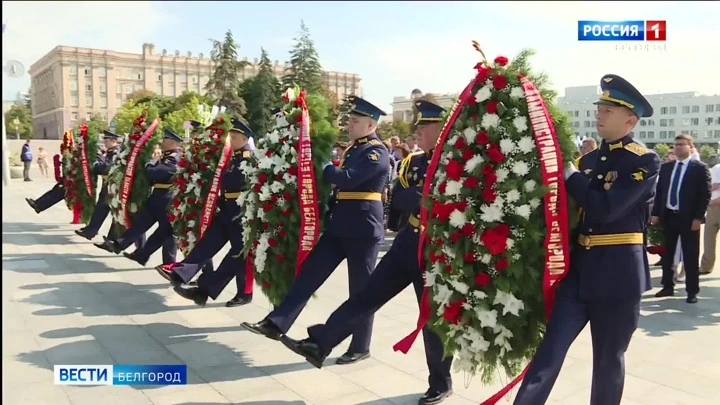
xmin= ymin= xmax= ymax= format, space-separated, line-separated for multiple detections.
xmin=112 ymin=148 xmax=180 ymax=264
xmin=514 ymin=136 xmax=660 ymax=405
xmin=263 ymin=133 xmax=390 ymax=356
xmin=84 ymin=145 xmax=119 ymax=238
xmin=305 ymin=150 xmax=453 ymax=393
xmin=171 ymin=145 xmax=254 ymax=299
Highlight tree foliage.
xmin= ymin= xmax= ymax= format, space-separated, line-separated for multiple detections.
xmin=205 ymin=30 xmax=249 ymax=121
xmin=163 ymin=95 xmax=210 ymax=136
xmin=282 ymin=21 xmax=324 ymax=95
xmin=239 ymin=48 xmax=282 ymax=136
xmin=377 ymin=120 xmax=412 ymax=140
xmin=4 ymin=104 xmax=32 ymax=139
xmin=83 ymin=114 xmax=109 ymax=132
xmin=654 ymin=143 xmax=670 ymax=158
xmin=698 ymin=144 xmax=714 ymax=161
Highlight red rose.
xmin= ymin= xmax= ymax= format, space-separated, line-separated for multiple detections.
xmin=451 ymin=231 xmax=462 ymax=243
xmin=487 ymin=144 xmax=505 ymax=163
xmin=480 ymin=225 xmax=509 ymax=255
xmin=484 ymin=173 xmax=497 ymax=187
xmin=482 ymin=187 xmax=497 ymax=203
xmin=210 ymin=146 xmax=218 ymax=153
xmin=442 ymin=299 xmax=465 ymax=324
xmin=463 ymin=176 xmax=479 ymax=188
xmin=475 ymin=65 xmax=491 ymax=83
xmin=463 ymin=251 xmax=475 ymax=263
xmin=278 ymin=229 xmax=287 ymax=238
xmin=217 ymin=117 xmax=224 ymax=124
xmin=178 ymin=159 xmax=188 ymax=168
xmin=461 ymin=149 xmax=474 ymax=161
xmin=492 ymin=75 xmax=508 ymax=90
xmin=445 ymin=159 xmax=463 ymax=181
xmin=429 ymin=250 xmax=446 ymax=263
xmin=199 ymin=163 xmax=208 ymax=171
xmin=495 ymin=223 xmax=511 ymax=237
xmin=257 ymin=173 xmax=268 ymax=184
xmin=486 ymin=100 xmax=499 ymax=114
xmin=215 ymin=137 xmax=222 ymax=144
xmin=265 ymin=150 xmax=273 ymax=157
xmin=262 ymin=202 xmax=273 ymax=212
xmin=466 ymin=97 xmax=477 ymax=106
xmin=494 ymin=56 xmax=509 ymax=66
xmin=281 ymin=209 xmax=291 ymax=216
xmin=294 ymin=114 xmax=303 ymax=124
xmin=275 ymin=173 xmax=284 ymax=181
xmin=253 ymin=240 xmax=260 ymax=247
xmin=455 ymin=136 xmax=466 ymax=149
xmin=262 ymin=222 xmax=269 ymax=230
xmin=474 ymin=272 xmax=491 ymax=286
xmin=434 ymin=238 xmax=443 ymax=246
xmin=268 ymin=238 xmax=278 ymax=247
xmin=461 ymin=223 xmax=475 ymax=236
xmin=444 ymin=265 xmax=453 ymax=273
xmin=482 ymin=163 xmax=495 ymax=175
xmin=270 ymin=195 xmax=278 ymax=203
xmin=438 ymin=181 xmax=447 ymax=194
xmin=476 ymin=131 xmax=489 ymax=145
xmin=288 ymin=165 xmax=298 ymax=176
xmin=495 ymin=258 xmax=509 ymax=271
xmin=282 ymin=191 xmax=292 ymax=200
xmin=253 ymin=183 xmax=262 ymax=192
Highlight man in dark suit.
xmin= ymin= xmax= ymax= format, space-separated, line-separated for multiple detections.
xmin=652 ymin=134 xmax=711 ymax=303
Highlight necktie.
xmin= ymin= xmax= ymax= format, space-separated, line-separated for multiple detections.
xmin=669 ymin=162 xmax=683 ymax=207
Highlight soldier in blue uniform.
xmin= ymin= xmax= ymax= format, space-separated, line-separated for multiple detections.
xmin=160 ymin=119 xmax=255 ymax=307
xmin=100 ymin=129 xmax=181 ymax=264
xmin=279 ymin=100 xmax=453 ymax=404
xmin=241 ymin=96 xmax=390 ymax=366
xmin=514 ymin=74 xmax=661 ymax=405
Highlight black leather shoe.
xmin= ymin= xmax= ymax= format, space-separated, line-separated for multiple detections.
xmin=280 ymin=336 xmax=327 ymax=369
xmin=654 ymin=288 xmax=674 ymax=298
xmin=173 ymin=284 xmax=208 ymax=307
xmin=94 ymin=241 xmax=115 ymax=253
xmin=687 ymin=295 xmax=698 ymax=304
xmin=75 ymin=229 xmax=95 ymax=240
xmin=226 ymin=294 xmax=252 ymax=307
xmin=106 ymin=239 xmax=123 ymax=254
xmin=241 ymin=319 xmax=282 ymax=341
xmin=25 ymin=198 xmax=41 ymax=213
xmin=335 ymin=351 xmax=370 ymax=365
xmin=418 ymin=388 xmax=453 ymax=405
xmin=123 ymin=251 xmax=148 ymax=266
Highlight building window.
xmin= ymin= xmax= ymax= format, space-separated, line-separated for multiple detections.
xmin=639 ymin=131 xmax=646 ymax=138
xmin=157 ymin=73 xmax=162 ymax=81
xmin=647 ymin=131 xmax=655 ymax=138
xmin=116 ymin=84 xmax=122 ymax=94
xmin=191 ymin=75 xmax=198 ymax=84
xmin=668 ymin=130 xmax=675 ymax=138
xmin=691 ymin=105 xmax=699 ymax=113
xmin=116 ymin=98 xmax=123 ymax=108
xmin=669 ymin=106 xmax=677 ymax=114
xmin=86 ymin=112 xmax=93 ymax=121
xmin=682 ymin=106 xmax=690 ymax=114
xmin=126 ymin=70 xmax=133 ymax=79
xmin=660 ymin=119 xmax=668 ymax=127
xmin=99 ymin=83 xmax=107 ymax=93
xmin=660 ymin=107 xmax=667 ymax=115
xmin=691 ymin=118 xmax=699 ymax=126
xmin=84 ymin=67 xmax=92 ymax=77
xmin=116 ymin=69 xmax=121 ymax=79
xmin=134 ymin=84 xmax=144 ymax=92
xmin=583 ymin=120 xmax=592 ymax=128
xmin=706 ymin=130 xmax=714 ymax=139
xmin=136 ymin=72 xmax=144 ymax=80
xmin=660 ymin=130 xmax=668 ymax=139
xmin=714 ymin=130 xmax=720 ymax=139
xmin=69 ymin=65 xmax=77 ymax=75
xmin=98 ymin=67 xmax=106 ymax=77
xmin=124 ymin=85 xmax=133 ymax=94
xmin=86 ymin=96 xmax=93 ymax=107
xmin=100 ymin=97 xmax=107 ymax=108
xmin=71 ymin=96 xmax=79 ymax=107
xmin=85 ymin=83 xmax=92 ymax=92
xmin=716 ymin=104 xmax=720 ymax=111
xmin=706 ymin=104 xmax=715 ymax=113
xmin=681 ymin=118 xmax=690 ymax=126
xmin=70 ymin=80 xmax=78 ymax=91
xmin=639 ymin=120 xmax=646 ymax=126
xmin=647 ymin=119 xmax=655 ymax=126
xmin=71 ymin=112 xmax=79 ymax=121
xmin=668 ymin=119 xmax=675 ymax=126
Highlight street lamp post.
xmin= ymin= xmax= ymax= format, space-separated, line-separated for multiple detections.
xmin=13 ymin=117 xmax=20 ymax=139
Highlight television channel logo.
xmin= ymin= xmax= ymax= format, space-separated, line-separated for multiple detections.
xmin=54 ymin=365 xmax=187 ymax=386
xmin=578 ymin=20 xmax=666 ymax=41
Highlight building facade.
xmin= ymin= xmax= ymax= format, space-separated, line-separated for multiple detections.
xmin=558 ymin=85 xmax=720 ymax=147
xmin=29 ymin=43 xmax=361 ymax=139
xmin=391 ymin=89 xmax=457 ymax=123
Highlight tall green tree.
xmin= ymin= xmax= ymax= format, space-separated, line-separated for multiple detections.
xmin=337 ymin=96 xmax=352 ymax=139
xmin=4 ymin=104 xmax=32 ymax=139
xmin=653 ymin=143 xmax=670 ymax=158
xmin=378 ymin=120 xmax=412 ymax=140
xmin=282 ymin=21 xmax=324 ymax=95
xmin=239 ymin=48 xmax=282 ymax=136
xmin=205 ymin=30 xmax=250 ymax=121
xmin=163 ymin=95 xmax=209 ymax=136
xmin=85 ymin=114 xmax=109 ymax=131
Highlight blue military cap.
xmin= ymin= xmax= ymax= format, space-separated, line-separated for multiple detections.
xmin=347 ymin=95 xmax=387 ymax=121
xmin=229 ymin=118 xmax=255 ymax=138
xmin=189 ymin=120 xmax=203 ymax=129
xmin=102 ymin=130 xmax=120 ymax=140
xmin=594 ymin=74 xmax=653 ymax=118
xmin=163 ymin=128 xmax=183 ymax=142
xmin=270 ymin=108 xmax=282 ymax=115
xmin=414 ymin=100 xmax=446 ymax=125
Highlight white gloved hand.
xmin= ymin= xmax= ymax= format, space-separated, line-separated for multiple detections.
xmin=564 ymin=162 xmax=578 ymax=180
xmin=322 ymin=161 xmax=334 ymax=170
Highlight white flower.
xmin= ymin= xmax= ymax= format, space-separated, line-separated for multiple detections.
xmin=480 ymin=205 xmax=504 ymax=223
xmin=449 ymin=209 xmax=467 ymax=228
xmin=433 ymin=284 xmax=453 ymax=309
xmin=474 ymin=86 xmax=492 ymax=103
xmin=475 ymin=308 xmax=498 ymax=330
xmin=499 ymin=139 xmax=515 ymax=155
xmin=425 ymin=265 xmax=441 ymax=287
xmin=130 ymin=203 xmax=137 ymax=213
xmin=515 ymin=204 xmax=531 ymax=219
xmin=509 ymin=87 xmax=525 ymax=99
xmin=505 ymin=189 xmax=521 ymax=203
xmin=462 ymin=128 xmax=476 ymax=144
xmin=464 ymin=154 xmax=484 ymax=174
xmin=472 ymin=290 xmax=487 ymax=300
xmin=506 ymin=238 xmax=515 ymax=250
xmin=517 ymin=136 xmax=535 ymax=154
xmin=449 ymin=279 xmax=469 ymax=295
xmin=283 ymin=173 xmax=296 ymax=184
xmin=270 ymin=181 xmax=284 ymax=193
xmin=524 ymin=180 xmax=537 ymax=192
xmin=444 ymin=180 xmax=462 ymax=196
xmin=481 ymin=113 xmax=500 ymax=129
xmin=513 ymin=116 xmax=529 ymax=133
xmin=512 ymin=161 xmax=530 ymax=177
xmin=493 ymin=290 xmax=525 ymax=316
xmin=495 ymin=168 xmax=509 ymax=183
xmin=275 ymin=115 xmax=289 ymax=128
xmin=529 ymin=198 xmax=541 ymax=209
xmin=284 ymin=88 xmax=297 ymax=102
xmin=480 ymin=254 xmax=491 ymax=264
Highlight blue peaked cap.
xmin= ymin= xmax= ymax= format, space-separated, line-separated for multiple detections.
xmin=348 ymin=95 xmax=386 ymax=121
xmin=189 ymin=120 xmax=203 ymax=129
xmin=102 ymin=130 xmax=120 ymax=139
xmin=230 ymin=119 xmax=254 ymax=138
xmin=163 ymin=128 xmax=183 ymax=142
xmin=594 ymin=74 xmax=653 ymax=118
xmin=414 ymin=100 xmax=446 ymax=125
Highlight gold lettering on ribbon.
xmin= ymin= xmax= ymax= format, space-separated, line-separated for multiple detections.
xmin=199 ymin=136 xmax=232 ymax=238
xmin=295 ymin=106 xmax=320 ymax=276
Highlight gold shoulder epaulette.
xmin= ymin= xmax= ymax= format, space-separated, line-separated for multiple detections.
xmin=574 ymin=156 xmax=582 ymax=167
xmin=369 ymin=139 xmax=383 ymax=146
xmin=242 ymin=151 xmax=251 ymax=158
xmin=624 ymin=142 xmax=650 ymax=156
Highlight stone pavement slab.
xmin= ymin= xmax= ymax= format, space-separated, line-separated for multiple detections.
xmin=3 ymin=179 xmax=720 ymax=405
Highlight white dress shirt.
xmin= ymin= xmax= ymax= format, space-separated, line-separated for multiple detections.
xmin=711 ymin=163 xmax=720 ymax=201
xmin=666 ymin=156 xmax=692 ymax=210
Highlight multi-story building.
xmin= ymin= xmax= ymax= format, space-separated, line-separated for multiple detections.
xmin=28 ymin=43 xmax=361 ymax=139
xmin=558 ymin=85 xmax=720 ymax=147
xmin=391 ymin=89 xmax=457 ymax=123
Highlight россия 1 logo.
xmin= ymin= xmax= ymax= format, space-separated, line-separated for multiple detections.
xmin=578 ymin=20 xmax=666 ymax=41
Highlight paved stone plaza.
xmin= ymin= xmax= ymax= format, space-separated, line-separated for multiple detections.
xmin=3 ymin=178 xmax=720 ymax=405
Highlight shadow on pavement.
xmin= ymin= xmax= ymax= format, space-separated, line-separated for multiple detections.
xmin=639 ymin=283 xmax=720 ymax=337
xmin=3 ymin=252 xmax=149 ymax=276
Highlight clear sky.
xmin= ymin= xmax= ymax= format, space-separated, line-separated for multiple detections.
xmin=3 ymin=1 xmax=719 ymax=113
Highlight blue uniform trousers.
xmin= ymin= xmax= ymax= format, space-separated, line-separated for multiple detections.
xmin=107 ymin=221 xmax=146 ymax=250
xmin=35 ymin=183 xmax=65 ymax=212
xmin=513 ymin=269 xmax=640 ymax=405
xmin=172 ymin=202 xmax=246 ymax=298
xmin=267 ymin=233 xmax=382 ymax=354
xmin=114 ymin=191 xmax=176 ymax=263
xmin=84 ymin=187 xmax=110 ymax=237
xmin=128 ymin=216 xmax=176 ymax=265
xmin=307 ymin=228 xmax=452 ymax=392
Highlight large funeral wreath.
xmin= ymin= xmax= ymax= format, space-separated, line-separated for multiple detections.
xmin=422 ymin=48 xmax=578 ymax=382
xmin=107 ymin=106 xmax=163 ymax=234
xmin=239 ymin=86 xmax=335 ymax=306
xmin=60 ymin=129 xmax=76 ymax=211
xmin=63 ymin=123 xmax=99 ymax=224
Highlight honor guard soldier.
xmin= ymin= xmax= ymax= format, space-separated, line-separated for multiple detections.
xmin=514 ymin=75 xmax=661 ymax=405
xmin=101 ymin=129 xmax=182 ymax=264
xmin=26 ymin=154 xmax=67 ymax=214
xmin=160 ymin=119 xmax=255 ymax=307
xmin=279 ymin=100 xmax=453 ymax=405
xmin=242 ymin=96 xmax=390 ymax=366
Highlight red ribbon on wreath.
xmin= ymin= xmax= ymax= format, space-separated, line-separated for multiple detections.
xmin=119 ymin=118 xmax=160 ymax=228
xmin=78 ymin=124 xmax=94 ymax=198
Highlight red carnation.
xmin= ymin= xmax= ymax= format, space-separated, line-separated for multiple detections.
xmin=463 ymin=176 xmax=479 ymax=189
xmin=282 ymin=191 xmax=292 ymax=200
xmin=487 ymin=144 xmax=505 ymax=163
xmin=492 ymin=75 xmax=508 ymax=90
xmin=444 ymin=265 xmax=453 ymax=273
xmin=455 ymin=136 xmax=466 ymax=149
xmin=265 ymin=150 xmax=273 ymax=157
xmin=482 ymin=188 xmax=497 ymax=203
xmin=484 ymin=173 xmax=497 ymax=187
xmin=253 ymin=183 xmax=262 ymax=192
xmin=262 ymin=222 xmax=269 ymax=230
xmin=482 ymin=163 xmax=495 ymax=175
xmin=270 ymin=195 xmax=278 ymax=203
xmin=486 ymin=100 xmax=499 ymax=114
xmin=210 ymin=146 xmax=218 ymax=153
xmin=199 ymin=163 xmax=208 ymax=171
xmin=281 ymin=209 xmax=291 ymax=216
xmin=442 ymin=298 xmax=465 ymax=324
xmin=495 ymin=257 xmax=509 ymax=271
xmin=476 ymin=131 xmax=489 ymax=145
xmin=451 ymin=231 xmax=462 ymax=244
xmin=474 ymin=272 xmax=491 ymax=286
xmin=461 ymin=223 xmax=475 ymax=236
xmin=445 ymin=159 xmax=463 ymax=181
xmin=288 ymin=165 xmax=298 ymax=176
xmin=275 ymin=173 xmax=284 ymax=181
xmin=268 ymin=238 xmax=278 ymax=247
xmin=438 ymin=181 xmax=447 ymax=194
xmin=257 ymin=173 xmax=268 ymax=184
xmin=215 ymin=137 xmax=222 ymax=144
xmin=463 ymin=251 xmax=475 ymax=263
xmin=462 ymin=149 xmax=474 ymax=161
xmin=262 ymin=202 xmax=273 ymax=212
xmin=217 ymin=117 xmax=224 ymax=124
xmin=494 ymin=56 xmax=509 ymax=66
xmin=475 ymin=65 xmax=491 ymax=83
xmin=216 ymin=129 xmax=224 ymax=136
xmin=480 ymin=225 xmax=509 ymax=255
xmin=278 ymin=229 xmax=287 ymax=238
